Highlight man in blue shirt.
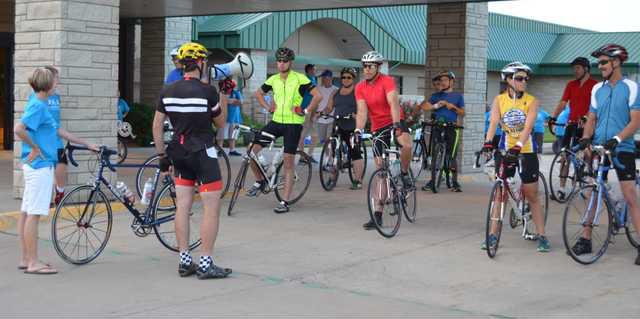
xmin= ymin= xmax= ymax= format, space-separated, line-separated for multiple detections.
xmin=551 ymin=106 xmax=570 ymax=154
xmin=420 ymin=70 xmax=465 ymax=192
xmin=574 ymin=44 xmax=640 ymax=264
xmin=117 ymin=92 xmax=130 ymax=121
xmin=534 ymin=108 xmax=550 ymax=156
xmin=164 ymin=45 xmax=183 ymax=84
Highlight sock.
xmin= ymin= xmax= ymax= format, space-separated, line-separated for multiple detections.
xmin=179 ymin=251 xmax=192 ymax=266
xmin=199 ymin=255 xmax=213 ymax=272
xmin=56 ymin=186 xmax=64 ymax=193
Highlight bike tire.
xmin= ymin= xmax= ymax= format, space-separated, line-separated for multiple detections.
xmin=348 ymin=141 xmax=368 ymax=185
xmin=319 ymin=138 xmax=339 ymax=191
xmin=153 ymin=182 xmax=202 ymax=252
xmin=227 ymin=159 xmax=250 ymax=216
xmin=430 ymin=143 xmax=445 ymax=193
xmin=485 ymin=182 xmax=505 ymax=258
xmin=367 ymin=167 xmax=401 ymax=238
xmin=274 ymin=151 xmax=312 ymax=205
xmin=548 ymin=151 xmax=575 ymax=203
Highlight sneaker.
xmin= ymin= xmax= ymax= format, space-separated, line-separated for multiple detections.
xmin=537 ymin=235 xmax=551 ymax=252
xmin=481 ymin=234 xmax=498 ymax=250
xmin=571 ymin=237 xmax=592 ymax=256
xmin=196 ymin=264 xmax=232 ymax=279
xmin=53 ymin=190 xmax=64 ymax=207
xmin=350 ymin=181 xmax=362 ymax=190
xmin=246 ymin=181 xmax=266 ymax=197
xmin=421 ymin=180 xmax=433 ymax=192
xmin=451 ymin=181 xmax=462 ymax=193
xmin=274 ymin=201 xmax=289 ymax=214
xmin=446 ymin=176 xmax=452 ymax=189
xmin=178 ymin=262 xmax=197 ymax=277
xmin=228 ymin=150 xmax=242 ymax=156
xmin=363 ymin=212 xmax=382 ymax=230
xmin=401 ymin=173 xmax=414 ymax=190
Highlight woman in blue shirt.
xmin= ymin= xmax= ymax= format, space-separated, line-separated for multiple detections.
xmin=216 ymin=80 xmax=243 ymax=156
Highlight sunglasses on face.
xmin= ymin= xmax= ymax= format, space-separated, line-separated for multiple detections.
xmin=277 ymin=59 xmax=290 ymax=63
xmin=598 ymin=59 xmax=611 ymax=66
xmin=513 ymin=76 xmax=530 ymax=82
xmin=341 ymin=76 xmax=353 ymax=80
xmin=362 ymin=64 xmax=378 ymax=69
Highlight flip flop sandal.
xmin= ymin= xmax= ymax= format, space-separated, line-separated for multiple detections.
xmin=18 ymin=261 xmax=51 ymax=270
xmin=24 ymin=266 xmax=58 ymax=275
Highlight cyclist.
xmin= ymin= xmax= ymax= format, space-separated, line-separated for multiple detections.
xmin=573 ymin=44 xmax=640 ymax=264
xmin=165 ymin=45 xmax=183 ymax=84
xmin=483 ymin=61 xmax=550 ymax=252
xmin=419 ymin=70 xmax=465 ymax=192
xmin=152 ymin=42 xmax=231 ymax=279
xmin=324 ymin=67 xmax=365 ymax=190
xmin=251 ymin=47 xmax=323 ymax=213
xmin=354 ymin=51 xmax=413 ymax=230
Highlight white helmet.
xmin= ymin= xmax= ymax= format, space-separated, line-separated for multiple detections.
xmin=361 ymin=51 xmax=384 ymax=64
xmin=501 ymin=61 xmax=532 ymax=81
xmin=170 ymin=45 xmax=181 ymax=57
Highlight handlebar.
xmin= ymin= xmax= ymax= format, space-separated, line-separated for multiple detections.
xmin=422 ymin=120 xmax=464 ymax=130
xmin=66 ymin=144 xmax=118 ymax=172
xmin=234 ymin=124 xmax=276 ymax=140
xmin=591 ymin=145 xmax=626 ymax=170
xmin=316 ymin=112 xmax=354 ymax=121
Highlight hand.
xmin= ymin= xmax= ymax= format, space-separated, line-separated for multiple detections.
xmin=27 ymin=146 xmax=42 ymax=163
xmin=87 ymin=144 xmax=100 ymax=152
xmin=577 ymin=138 xmax=591 ymax=151
xmin=392 ymin=122 xmax=405 ymax=138
xmin=548 ymin=117 xmax=557 ymax=127
xmin=352 ymin=129 xmax=363 ymax=145
xmin=604 ymin=136 xmax=620 ymax=151
xmin=293 ymin=106 xmax=305 ymax=116
xmin=443 ymin=102 xmax=454 ymax=110
xmin=159 ymin=156 xmax=171 ymax=173
xmin=506 ymin=144 xmax=521 ymax=162
xmin=481 ymin=141 xmax=494 ymax=153
xmin=269 ymin=105 xmax=276 ymax=113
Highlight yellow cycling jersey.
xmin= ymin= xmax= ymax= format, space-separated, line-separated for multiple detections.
xmin=496 ymin=92 xmax=536 ymax=153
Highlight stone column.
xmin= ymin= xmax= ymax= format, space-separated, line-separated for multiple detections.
xmin=426 ymin=2 xmax=488 ymax=173
xmin=244 ymin=49 xmax=268 ymax=123
xmin=164 ymin=17 xmax=191 ymax=78
xmin=13 ymin=0 xmax=119 ymax=197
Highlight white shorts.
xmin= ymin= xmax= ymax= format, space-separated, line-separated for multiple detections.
xmin=20 ymin=164 xmax=54 ymax=216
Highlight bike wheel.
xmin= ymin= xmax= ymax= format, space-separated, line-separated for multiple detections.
xmin=136 ymin=154 xmax=161 ymax=197
xmin=275 ymin=151 xmax=312 ymax=205
xmin=348 ymin=141 xmax=368 ymax=185
xmin=116 ymin=138 xmax=128 ymax=164
xmin=562 ymin=185 xmax=613 ymax=265
xmin=624 ymin=180 xmax=640 ymax=248
xmin=215 ymin=144 xmax=232 ymax=198
xmin=401 ymin=169 xmax=417 ymax=223
xmin=485 ymin=182 xmax=505 ymax=258
xmin=411 ymin=140 xmax=424 ymax=182
xmin=367 ymin=168 xmax=401 ymax=238
xmin=227 ymin=159 xmax=250 ymax=216
xmin=319 ymin=138 xmax=339 ymax=191
xmin=153 ymin=182 xmax=202 ymax=252
xmin=51 ymin=185 xmax=113 ymax=265
xmin=430 ymin=143 xmax=445 ymax=193
xmin=549 ymin=151 xmax=575 ymax=203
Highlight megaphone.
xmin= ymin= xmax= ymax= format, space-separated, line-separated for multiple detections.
xmin=210 ymin=52 xmax=254 ymax=82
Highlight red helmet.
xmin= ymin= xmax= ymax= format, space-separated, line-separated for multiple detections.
xmin=591 ymin=44 xmax=628 ymax=63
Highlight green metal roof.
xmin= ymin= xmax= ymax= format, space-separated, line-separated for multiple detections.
xmin=266 ymin=55 xmax=362 ymax=68
xmin=542 ymin=32 xmax=640 ymax=65
xmin=488 ymin=26 xmax=558 ymax=70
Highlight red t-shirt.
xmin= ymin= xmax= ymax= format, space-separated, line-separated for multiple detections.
xmin=561 ymin=78 xmax=598 ymax=122
xmin=354 ymin=74 xmax=404 ymax=131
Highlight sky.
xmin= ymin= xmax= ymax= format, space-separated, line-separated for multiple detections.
xmin=488 ymin=0 xmax=640 ymax=32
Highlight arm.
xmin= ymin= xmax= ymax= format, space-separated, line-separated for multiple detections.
xmin=57 ymin=128 xmax=98 ymax=150
xmin=419 ymin=100 xmax=436 ymax=111
xmin=518 ymin=98 xmax=539 ymax=146
xmin=386 ymin=89 xmax=401 ymax=124
xmin=484 ymin=96 xmax=500 ymax=142
xmin=152 ymin=111 xmax=167 ymax=155
xmin=255 ymin=85 xmax=273 ymax=112
xmin=324 ymin=90 xmax=338 ymax=114
xmin=14 ymin=122 xmax=43 ymax=162
xmin=614 ymin=110 xmax=640 ymax=141
xmin=213 ymin=94 xmax=227 ymax=129
xmin=581 ymin=112 xmax=597 ymax=140
xmin=305 ymin=87 xmax=323 ymax=115
xmin=355 ymin=99 xmax=368 ymax=131
xmin=444 ymin=100 xmax=465 ymax=116
xmin=551 ymin=100 xmax=568 ymax=119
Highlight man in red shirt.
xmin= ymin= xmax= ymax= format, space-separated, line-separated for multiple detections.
xmin=548 ymin=57 xmax=598 ymax=201
xmin=354 ymin=51 xmax=413 ymax=230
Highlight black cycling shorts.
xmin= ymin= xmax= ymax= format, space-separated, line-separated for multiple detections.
xmin=336 ymin=127 xmax=363 ymax=161
xmin=57 ymin=147 xmax=68 ymax=165
xmin=495 ymin=152 xmax=539 ymax=184
xmin=253 ymin=121 xmax=303 ymax=155
xmin=166 ymin=143 xmax=222 ymax=192
xmin=372 ymin=123 xmax=409 ymax=158
xmin=603 ymin=151 xmax=637 ymax=182
xmin=561 ymin=123 xmax=583 ymax=149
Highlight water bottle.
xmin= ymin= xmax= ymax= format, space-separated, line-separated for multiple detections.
xmin=391 ymin=158 xmax=401 ymax=177
xmin=258 ymin=154 xmax=268 ymax=169
xmin=116 ymin=181 xmax=135 ymax=205
xmin=304 ymin=136 xmax=312 ymax=145
xmin=140 ymin=178 xmax=154 ymax=206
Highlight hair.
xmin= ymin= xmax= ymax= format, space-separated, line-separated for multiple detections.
xmin=304 ymin=64 xmax=315 ymax=73
xmin=44 ymin=65 xmax=59 ymax=77
xmin=28 ymin=68 xmax=54 ymax=93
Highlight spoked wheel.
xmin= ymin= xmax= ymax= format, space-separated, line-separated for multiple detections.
xmin=116 ymin=138 xmax=128 ymax=164
xmin=430 ymin=143 xmax=445 ymax=193
xmin=227 ymin=159 xmax=251 ymax=216
xmin=153 ymin=182 xmax=202 ymax=252
xmin=367 ymin=168 xmax=401 ymax=238
xmin=319 ymin=138 xmax=339 ymax=191
xmin=549 ymin=151 xmax=576 ymax=203
xmin=562 ymin=185 xmax=613 ymax=265
xmin=136 ymin=154 xmax=162 ymax=198
xmin=51 ymin=185 xmax=113 ymax=265
xmin=485 ymin=182 xmax=505 ymax=258
xmin=348 ymin=141 xmax=367 ymax=185
xmin=625 ymin=179 xmax=640 ymax=248
xmin=400 ymin=169 xmax=417 ymax=223
xmin=275 ymin=151 xmax=312 ymax=204
xmin=411 ymin=140 xmax=425 ymax=182
xmin=215 ymin=144 xmax=232 ymax=198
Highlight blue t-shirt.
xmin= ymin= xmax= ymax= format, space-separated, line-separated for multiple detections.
xmin=300 ymin=74 xmax=317 ymax=109
xmin=589 ymin=78 xmax=640 ymax=153
xmin=165 ymin=68 xmax=183 ymax=84
xmin=535 ymin=109 xmax=550 ymax=133
xmin=21 ymin=97 xmax=59 ymax=169
xmin=429 ymin=91 xmax=464 ymax=122
xmin=117 ymin=98 xmax=130 ymax=121
xmin=29 ymin=92 xmax=63 ymax=149
xmin=484 ymin=111 xmax=502 ymax=136
xmin=226 ymin=90 xmax=243 ymax=124
xmin=555 ymin=106 xmax=570 ymax=137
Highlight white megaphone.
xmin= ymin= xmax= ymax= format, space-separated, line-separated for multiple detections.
xmin=209 ymin=52 xmax=254 ymax=82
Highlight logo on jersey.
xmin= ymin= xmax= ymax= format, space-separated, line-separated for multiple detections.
xmin=501 ymin=108 xmax=526 ymax=137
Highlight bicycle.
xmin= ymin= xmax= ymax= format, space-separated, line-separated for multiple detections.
xmin=135 ymin=120 xmax=231 ymax=199
xmin=423 ymin=120 xmax=464 ymax=193
xmin=116 ymin=120 xmax=136 ymax=164
xmin=547 ymin=122 xmax=591 ymax=203
xmin=410 ymin=122 xmax=429 ymax=182
xmin=317 ymin=112 xmax=368 ymax=191
xmin=363 ymin=127 xmax=417 ymax=238
xmin=51 ymin=144 xmax=201 ymax=265
xmin=227 ymin=124 xmax=313 ymax=216
xmin=475 ymin=149 xmax=549 ymax=258
xmin=562 ymin=145 xmax=640 ymax=265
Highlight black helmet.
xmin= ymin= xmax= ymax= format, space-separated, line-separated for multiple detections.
xmin=275 ymin=47 xmax=295 ymax=62
xmin=570 ymin=57 xmax=591 ymax=70
xmin=340 ymin=67 xmax=357 ymax=78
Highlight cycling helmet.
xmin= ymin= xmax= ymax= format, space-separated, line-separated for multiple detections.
xmin=591 ymin=43 xmax=628 ymax=63
xmin=177 ymin=42 xmax=209 ymax=62
xmin=570 ymin=57 xmax=591 ymax=69
xmin=500 ymin=61 xmax=532 ymax=81
xmin=340 ymin=67 xmax=357 ymax=78
xmin=432 ymin=70 xmax=455 ymax=81
xmin=275 ymin=47 xmax=295 ymax=62
xmin=361 ymin=51 xmax=384 ymax=64
xmin=170 ymin=45 xmax=181 ymax=58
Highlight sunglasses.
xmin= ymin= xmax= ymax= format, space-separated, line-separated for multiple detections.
xmin=597 ymin=59 xmax=611 ymax=66
xmin=513 ymin=76 xmax=530 ymax=82
xmin=341 ymin=76 xmax=353 ymax=80
xmin=362 ymin=64 xmax=378 ymax=69
xmin=277 ymin=59 xmax=291 ymax=63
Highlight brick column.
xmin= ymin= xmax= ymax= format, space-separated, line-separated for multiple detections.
xmin=244 ymin=49 xmax=268 ymax=123
xmin=164 ymin=17 xmax=191 ymax=78
xmin=426 ymin=2 xmax=488 ymax=173
xmin=13 ymin=0 xmax=119 ymax=197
